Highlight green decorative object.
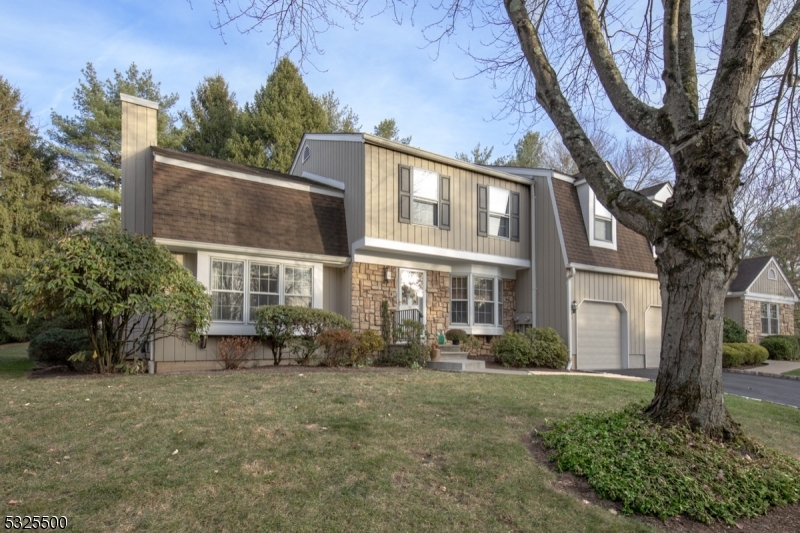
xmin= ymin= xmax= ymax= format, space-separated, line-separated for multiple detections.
xmin=438 ymin=332 xmax=446 ymax=345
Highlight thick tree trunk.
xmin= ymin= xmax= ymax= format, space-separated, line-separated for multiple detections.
xmin=645 ymin=125 xmax=745 ymax=440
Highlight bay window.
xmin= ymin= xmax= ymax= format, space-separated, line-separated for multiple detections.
xmin=450 ymin=274 xmax=504 ymax=329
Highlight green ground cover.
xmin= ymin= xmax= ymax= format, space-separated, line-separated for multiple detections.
xmin=1 ymin=361 xmax=799 ymax=532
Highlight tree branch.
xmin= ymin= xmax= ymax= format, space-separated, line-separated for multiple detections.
xmin=760 ymin=1 xmax=800 ymax=72
xmin=575 ymin=0 xmax=671 ymax=146
xmin=503 ymin=0 xmax=661 ymax=240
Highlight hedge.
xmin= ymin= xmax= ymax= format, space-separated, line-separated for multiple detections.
xmin=722 ymin=343 xmax=769 ymax=368
xmin=722 ymin=317 xmax=747 ymax=343
xmin=759 ymin=335 xmax=800 ymax=361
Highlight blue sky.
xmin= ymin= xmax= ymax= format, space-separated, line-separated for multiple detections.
xmin=1 ymin=0 xmax=554 ymax=159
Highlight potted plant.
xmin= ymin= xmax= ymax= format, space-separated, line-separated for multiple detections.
xmin=445 ymin=329 xmax=468 ymax=346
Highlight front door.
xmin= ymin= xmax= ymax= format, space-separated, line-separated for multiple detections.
xmin=398 ymin=269 xmax=425 ymax=324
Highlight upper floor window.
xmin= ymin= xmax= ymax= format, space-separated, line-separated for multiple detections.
xmin=761 ymin=302 xmax=780 ymax=335
xmin=398 ymin=165 xmax=451 ymax=230
xmin=768 ymin=268 xmax=777 ymax=280
xmin=477 ymin=185 xmax=520 ymax=241
xmin=594 ymin=198 xmax=613 ymax=242
xmin=488 ymin=187 xmax=510 ymax=239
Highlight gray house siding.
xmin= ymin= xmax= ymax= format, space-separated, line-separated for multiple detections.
xmin=724 ymin=297 xmax=744 ymax=325
xmin=751 ymin=260 xmax=795 ymax=297
xmin=121 ymin=98 xmax=157 ymax=236
xmin=292 ymin=139 xmax=365 ymax=248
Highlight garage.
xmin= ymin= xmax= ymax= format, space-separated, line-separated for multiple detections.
xmin=645 ymin=306 xmax=662 ymax=369
xmin=576 ymin=301 xmax=622 ymax=370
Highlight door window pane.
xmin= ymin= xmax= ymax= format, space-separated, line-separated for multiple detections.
xmin=400 ymin=270 xmax=425 ymax=311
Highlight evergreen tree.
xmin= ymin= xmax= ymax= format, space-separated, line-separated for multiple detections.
xmin=179 ymin=74 xmax=239 ymax=159
xmin=0 ymin=76 xmax=68 ymax=275
xmin=319 ymin=91 xmax=360 ymax=133
xmin=455 ymin=143 xmax=496 ymax=165
xmin=50 ymin=63 xmax=181 ymax=223
xmin=503 ymin=131 xmax=544 ymax=167
xmin=373 ymin=118 xmax=411 ymax=145
xmin=226 ymin=58 xmax=327 ymax=173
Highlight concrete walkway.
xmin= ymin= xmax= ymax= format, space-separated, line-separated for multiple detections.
xmin=457 ymin=365 xmax=650 ymax=381
xmin=737 ymin=359 xmax=800 ymax=376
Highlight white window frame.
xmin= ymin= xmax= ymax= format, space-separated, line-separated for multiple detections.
xmin=210 ymin=259 xmax=246 ymax=323
xmin=768 ymin=268 xmax=778 ymax=280
xmin=248 ymin=262 xmax=281 ymax=322
xmin=761 ymin=302 xmax=780 ymax=335
xmin=591 ymin=196 xmax=616 ymax=249
xmin=450 ymin=276 xmax=469 ymax=325
xmin=410 ymin=168 xmax=440 ymax=227
xmin=449 ymin=273 xmax=504 ymax=334
xmin=200 ymin=252 xmax=322 ymax=336
xmin=488 ymin=186 xmax=511 ymax=240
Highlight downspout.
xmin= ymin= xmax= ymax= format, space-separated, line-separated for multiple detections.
xmin=566 ymin=266 xmax=576 ymax=371
xmin=147 ymin=339 xmax=155 ymax=374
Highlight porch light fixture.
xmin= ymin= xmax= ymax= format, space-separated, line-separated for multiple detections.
xmin=384 ymin=266 xmax=393 ymax=282
xmin=571 ymin=300 xmax=577 ymax=314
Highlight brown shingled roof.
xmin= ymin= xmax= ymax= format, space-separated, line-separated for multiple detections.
xmin=151 ymin=150 xmax=349 ymax=258
xmin=551 ymin=178 xmax=657 ymax=274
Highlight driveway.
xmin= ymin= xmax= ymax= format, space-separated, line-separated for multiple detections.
xmin=605 ymin=368 xmax=800 ymax=409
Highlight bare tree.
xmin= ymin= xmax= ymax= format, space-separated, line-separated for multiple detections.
xmin=206 ymin=0 xmax=800 ymax=438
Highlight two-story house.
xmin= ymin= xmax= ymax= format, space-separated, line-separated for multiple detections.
xmin=119 ymin=94 xmax=692 ymax=372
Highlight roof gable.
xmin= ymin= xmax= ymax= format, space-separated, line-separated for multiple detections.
xmin=729 ymin=256 xmax=797 ymax=299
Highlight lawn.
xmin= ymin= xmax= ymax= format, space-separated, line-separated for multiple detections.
xmin=785 ymin=368 xmax=800 ymax=377
xmin=1 ymin=353 xmax=799 ymax=533
xmin=0 ymin=343 xmax=33 ymax=379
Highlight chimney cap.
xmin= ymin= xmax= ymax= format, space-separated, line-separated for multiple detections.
xmin=120 ymin=93 xmax=159 ymax=110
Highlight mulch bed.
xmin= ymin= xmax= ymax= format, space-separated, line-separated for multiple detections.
xmin=524 ymin=430 xmax=800 ymax=532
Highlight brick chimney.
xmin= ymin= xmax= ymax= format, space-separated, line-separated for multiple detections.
xmin=120 ymin=93 xmax=158 ymax=235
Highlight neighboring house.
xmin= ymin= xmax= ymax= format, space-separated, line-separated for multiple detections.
xmin=121 ymin=94 xmax=665 ymax=372
xmin=724 ymin=256 xmax=798 ymax=343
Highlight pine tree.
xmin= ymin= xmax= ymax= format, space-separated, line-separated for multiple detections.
xmin=373 ymin=118 xmax=411 ymax=145
xmin=50 ymin=63 xmax=181 ymax=223
xmin=503 ymin=131 xmax=544 ymax=168
xmin=179 ymin=75 xmax=239 ymax=159
xmin=0 ymin=76 xmax=67 ymax=275
xmin=226 ymin=58 xmax=327 ymax=173
xmin=318 ymin=91 xmax=360 ymax=133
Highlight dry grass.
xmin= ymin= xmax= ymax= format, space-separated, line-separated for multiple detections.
xmin=1 ymin=358 xmax=798 ymax=532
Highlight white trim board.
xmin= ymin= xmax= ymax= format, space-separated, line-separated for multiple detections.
xmin=300 ymin=171 xmax=345 ymax=190
xmin=120 ymin=93 xmax=159 ymax=109
xmin=548 ymin=176 xmax=569 ymax=267
xmin=155 ymin=238 xmax=351 ymax=266
xmin=153 ymin=152 xmax=344 ymax=199
xmin=353 ymin=237 xmax=531 ymax=269
xmin=726 ymin=292 xmax=798 ymax=304
xmin=569 ymin=263 xmax=659 ymax=280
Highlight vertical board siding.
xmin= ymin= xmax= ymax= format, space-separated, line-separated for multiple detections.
xmin=155 ymin=335 xmax=275 ymax=364
xmin=363 ymin=144 xmax=530 ymax=259
xmin=533 ymin=178 xmax=569 ymax=341
xmin=751 ymin=262 xmax=795 ymax=297
xmin=573 ymin=271 xmax=661 ymax=358
xmin=724 ymin=297 xmax=744 ymax=325
xmin=292 ymin=139 xmax=365 ymax=247
xmin=323 ymin=266 xmax=347 ymax=316
xmin=121 ymin=101 xmax=157 ymax=236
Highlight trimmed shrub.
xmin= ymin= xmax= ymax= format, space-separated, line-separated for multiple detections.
xmin=216 ymin=336 xmax=256 ymax=370
xmin=445 ymin=329 xmax=468 ymax=343
xmin=376 ymin=320 xmax=428 ymax=368
xmin=462 ymin=334 xmax=482 ymax=355
xmin=492 ymin=332 xmax=535 ymax=367
xmin=525 ymin=327 xmax=569 ymax=368
xmin=352 ymin=329 xmax=385 ymax=364
xmin=722 ymin=317 xmax=747 ymax=343
xmin=318 ymin=329 xmax=357 ymax=367
xmin=760 ymin=335 xmax=800 ymax=361
xmin=722 ymin=343 xmax=768 ymax=367
xmin=255 ymin=306 xmax=352 ymax=365
xmin=28 ymin=328 xmax=92 ymax=368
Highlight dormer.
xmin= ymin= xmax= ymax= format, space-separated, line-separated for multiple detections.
xmin=575 ymin=179 xmax=617 ymax=251
xmin=637 ymin=182 xmax=674 ymax=206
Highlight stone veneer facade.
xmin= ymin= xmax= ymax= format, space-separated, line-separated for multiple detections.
xmin=349 ymin=262 xmax=517 ymax=352
xmin=349 ymin=262 xmax=450 ymax=338
xmin=742 ymin=299 xmax=795 ymax=343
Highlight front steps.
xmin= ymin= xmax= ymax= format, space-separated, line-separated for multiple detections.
xmin=427 ymin=345 xmax=486 ymax=372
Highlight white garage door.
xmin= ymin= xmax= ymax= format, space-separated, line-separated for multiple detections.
xmin=577 ymin=302 xmax=622 ymax=370
xmin=645 ymin=306 xmax=662 ymax=369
